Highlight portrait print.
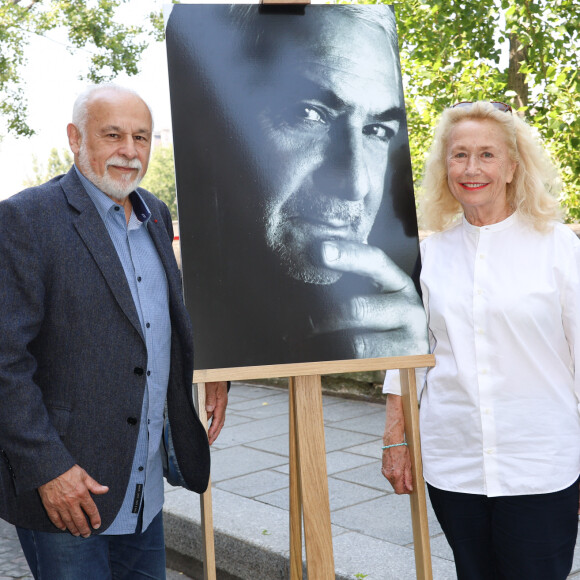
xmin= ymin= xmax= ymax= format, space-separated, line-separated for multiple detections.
xmin=166 ymin=4 xmax=427 ymax=370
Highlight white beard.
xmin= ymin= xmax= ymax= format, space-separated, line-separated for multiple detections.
xmin=78 ymin=146 xmax=143 ymax=201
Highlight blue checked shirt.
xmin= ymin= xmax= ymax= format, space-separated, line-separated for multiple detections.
xmin=75 ymin=166 xmax=171 ymax=533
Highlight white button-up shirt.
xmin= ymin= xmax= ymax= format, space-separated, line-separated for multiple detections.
xmin=385 ymin=212 xmax=580 ymax=496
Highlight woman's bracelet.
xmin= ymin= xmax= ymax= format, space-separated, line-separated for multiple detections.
xmin=382 ymin=442 xmax=407 ymax=450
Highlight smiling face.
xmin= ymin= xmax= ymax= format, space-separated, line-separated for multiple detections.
xmin=446 ymin=119 xmax=517 ymax=225
xmin=245 ymin=11 xmax=403 ymax=284
xmin=68 ymin=89 xmax=152 ymax=201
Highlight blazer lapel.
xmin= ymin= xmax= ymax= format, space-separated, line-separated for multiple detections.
xmin=147 ymin=215 xmax=182 ymax=303
xmin=61 ymin=170 xmax=144 ymax=342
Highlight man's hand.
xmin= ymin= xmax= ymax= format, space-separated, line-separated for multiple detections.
xmin=205 ymin=381 xmax=228 ymax=445
xmin=313 ymin=240 xmax=428 ymax=358
xmin=38 ymin=465 xmax=109 ymax=537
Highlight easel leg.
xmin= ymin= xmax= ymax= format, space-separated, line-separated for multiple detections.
xmin=196 ymin=382 xmax=217 ymax=580
xmin=292 ymin=375 xmax=334 ymax=579
xmin=400 ymin=370 xmax=433 ymax=580
xmin=289 ymin=378 xmax=303 ymax=580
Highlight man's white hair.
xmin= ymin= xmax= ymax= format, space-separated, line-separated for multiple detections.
xmin=72 ymin=83 xmax=154 ymax=136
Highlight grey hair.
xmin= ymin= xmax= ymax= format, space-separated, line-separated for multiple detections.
xmin=72 ymin=83 xmax=154 ymax=136
xmin=227 ymin=4 xmax=399 ymax=57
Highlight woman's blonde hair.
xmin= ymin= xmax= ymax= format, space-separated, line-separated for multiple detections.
xmin=419 ymin=101 xmax=561 ymax=232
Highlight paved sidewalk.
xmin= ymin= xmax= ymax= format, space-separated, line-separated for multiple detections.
xmin=3 ymin=382 xmax=580 ymax=579
xmin=163 ymin=382 xmax=580 ymax=580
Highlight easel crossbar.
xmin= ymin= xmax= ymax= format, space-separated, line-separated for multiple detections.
xmin=193 ymin=354 xmax=435 ymax=383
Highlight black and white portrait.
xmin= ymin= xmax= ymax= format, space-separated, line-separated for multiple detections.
xmin=166 ymin=4 xmax=428 ymax=370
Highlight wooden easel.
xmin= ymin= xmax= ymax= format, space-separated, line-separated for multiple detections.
xmin=194 ymin=353 xmax=435 ymax=580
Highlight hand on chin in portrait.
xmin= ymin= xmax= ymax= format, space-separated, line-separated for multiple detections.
xmin=282 ymin=238 xmax=428 ymax=361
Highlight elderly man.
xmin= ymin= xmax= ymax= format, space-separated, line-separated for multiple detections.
xmin=166 ymin=4 xmax=428 ymax=369
xmin=0 ymin=84 xmax=228 ymax=579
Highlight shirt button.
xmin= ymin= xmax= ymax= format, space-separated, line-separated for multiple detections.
xmin=485 ymin=448 xmax=493 ymax=454
xmin=477 ymin=328 xmax=484 ymax=335
xmin=127 ymin=417 xmax=138 ymax=426
xmin=138 ymin=466 xmax=144 ymax=472
xmin=477 ymin=289 xmax=483 ymax=295
xmin=137 ymin=277 xmax=142 ymax=282
xmin=146 ymin=322 xmax=150 ymax=328
xmin=479 ymin=254 xmax=485 ymax=259
xmin=134 ymin=367 xmax=144 ymax=376
xmin=147 ymin=370 xmax=151 ymax=376
xmin=480 ymin=369 xmax=488 ymax=375
xmin=114 ymin=206 xmax=120 ymax=211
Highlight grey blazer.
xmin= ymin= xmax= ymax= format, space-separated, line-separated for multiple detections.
xmin=0 ymin=169 xmax=210 ymax=532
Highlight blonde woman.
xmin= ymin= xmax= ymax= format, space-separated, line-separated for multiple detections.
xmin=382 ymin=101 xmax=580 ymax=580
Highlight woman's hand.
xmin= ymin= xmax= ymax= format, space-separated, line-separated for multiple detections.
xmin=381 ymin=393 xmax=414 ymax=494
xmin=382 ymin=443 xmax=413 ymax=494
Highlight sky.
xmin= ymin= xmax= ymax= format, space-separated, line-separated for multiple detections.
xmin=0 ymin=0 xmax=265 ymax=201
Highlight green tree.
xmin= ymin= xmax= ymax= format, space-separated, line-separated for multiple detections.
xmin=139 ymin=144 xmax=177 ymax=220
xmin=0 ymin=0 xmax=159 ymax=137
xmin=385 ymin=0 xmax=580 ymax=221
xmin=23 ymin=146 xmax=72 ymax=186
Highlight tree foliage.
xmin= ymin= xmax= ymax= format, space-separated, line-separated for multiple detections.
xmin=385 ymin=0 xmax=580 ymax=221
xmin=7 ymin=1 xmax=578 ymax=219
xmin=23 ymin=146 xmax=72 ymax=186
xmin=139 ymin=144 xmax=177 ymax=220
xmin=0 ymin=0 xmax=159 ymax=136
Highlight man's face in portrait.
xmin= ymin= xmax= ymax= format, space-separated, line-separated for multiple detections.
xmin=167 ymin=5 xmax=427 ymax=368
xmin=243 ymin=11 xmax=403 ymax=285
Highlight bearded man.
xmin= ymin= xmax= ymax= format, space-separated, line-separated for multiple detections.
xmin=0 ymin=84 xmax=228 ymax=579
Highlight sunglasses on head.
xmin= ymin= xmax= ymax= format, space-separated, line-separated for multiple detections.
xmin=452 ymin=101 xmax=512 ymax=113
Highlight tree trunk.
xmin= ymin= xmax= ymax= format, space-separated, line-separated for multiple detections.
xmin=508 ymin=34 xmax=528 ymax=109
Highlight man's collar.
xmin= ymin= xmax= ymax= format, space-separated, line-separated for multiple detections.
xmin=74 ymin=164 xmax=151 ymax=224
xmin=129 ymin=191 xmax=150 ymax=223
